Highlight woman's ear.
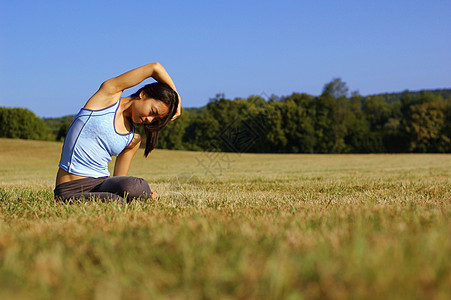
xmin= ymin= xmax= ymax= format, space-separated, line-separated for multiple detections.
xmin=139 ymin=91 xmax=146 ymax=100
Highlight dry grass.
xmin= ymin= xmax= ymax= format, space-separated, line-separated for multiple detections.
xmin=0 ymin=138 xmax=450 ymax=299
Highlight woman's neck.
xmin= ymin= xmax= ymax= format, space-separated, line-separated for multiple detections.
xmin=119 ymin=97 xmax=134 ymax=119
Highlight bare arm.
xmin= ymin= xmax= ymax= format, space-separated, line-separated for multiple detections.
xmin=103 ymin=62 xmax=177 ymax=94
xmin=113 ymin=133 xmax=159 ymax=200
xmin=87 ymin=63 xmax=181 ymax=119
xmin=113 ymin=133 xmax=142 ymax=176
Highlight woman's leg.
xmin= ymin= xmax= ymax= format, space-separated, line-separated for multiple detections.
xmin=92 ymin=176 xmax=152 ymax=202
xmin=54 ymin=177 xmax=124 ymax=203
xmin=69 ymin=192 xmax=124 ymax=203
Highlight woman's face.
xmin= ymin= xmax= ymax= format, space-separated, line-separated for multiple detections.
xmin=132 ymin=97 xmax=170 ymax=124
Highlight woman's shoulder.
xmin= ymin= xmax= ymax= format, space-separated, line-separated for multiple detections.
xmin=83 ymin=85 xmax=123 ymax=110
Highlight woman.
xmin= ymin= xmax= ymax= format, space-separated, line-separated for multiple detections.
xmin=54 ymin=62 xmax=180 ymax=203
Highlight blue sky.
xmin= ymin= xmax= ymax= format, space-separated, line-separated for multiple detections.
xmin=0 ymin=0 xmax=450 ymax=118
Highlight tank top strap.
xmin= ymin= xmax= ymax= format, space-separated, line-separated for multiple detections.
xmin=90 ymin=99 xmax=120 ymax=115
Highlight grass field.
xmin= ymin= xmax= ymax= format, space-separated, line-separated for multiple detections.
xmin=0 ymin=138 xmax=450 ymax=299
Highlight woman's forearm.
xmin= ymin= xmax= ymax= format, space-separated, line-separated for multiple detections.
xmin=103 ymin=62 xmax=176 ymax=93
xmin=104 ymin=62 xmax=181 ymax=120
xmin=152 ymin=63 xmax=181 ymax=120
xmin=151 ymin=63 xmax=178 ymax=93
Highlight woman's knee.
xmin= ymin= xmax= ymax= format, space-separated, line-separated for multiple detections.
xmin=96 ymin=176 xmax=152 ymax=200
xmin=121 ymin=177 xmax=152 ymax=199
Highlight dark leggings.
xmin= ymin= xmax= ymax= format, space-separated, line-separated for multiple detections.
xmin=54 ymin=176 xmax=152 ymax=203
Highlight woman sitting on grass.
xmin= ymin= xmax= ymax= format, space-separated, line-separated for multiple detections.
xmin=54 ymin=63 xmax=180 ymax=203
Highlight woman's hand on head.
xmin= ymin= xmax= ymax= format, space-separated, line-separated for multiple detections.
xmin=170 ymin=93 xmax=181 ymax=121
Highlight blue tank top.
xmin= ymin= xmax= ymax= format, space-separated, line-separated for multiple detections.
xmin=59 ymin=99 xmax=135 ymax=178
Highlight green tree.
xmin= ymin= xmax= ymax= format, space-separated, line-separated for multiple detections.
xmin=279 ymin=93 xmax=316 ymax=153
xmin=157 ymin=108 xmax=191 ymax=150
xmin=56 ymin=119 xmax=74 ymax=141
xmin=0 ymin=107 xmax=48 ymax=140
xmin=264 ymin=101 xmax=287 ymax=153
xmin=314 ymin=92 xmax=349 ymax=153
xmin=184 ymin=112 xmax=221 ymax=151
xmin=344 ymin=93 xmax=373 ymax=152
xmin=360 ymin=96 xmax=393 ymax=152
xmin=322 ymin=78 xmax=349 ymax=99
xmin=407 ymin=94 xmax=449 ymax=152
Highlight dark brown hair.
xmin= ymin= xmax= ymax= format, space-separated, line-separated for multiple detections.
xmin=130 ymin=82 xmax=179 ymax=156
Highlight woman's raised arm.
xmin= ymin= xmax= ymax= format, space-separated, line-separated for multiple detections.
xmin=87 ymin=63 xmax=181 ymax=119
xmin=102 ymin=62 xmax=178 ymax=94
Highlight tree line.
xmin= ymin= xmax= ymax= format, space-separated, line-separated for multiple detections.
xmin=1 ymin=79 xmax=450 ymax=153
